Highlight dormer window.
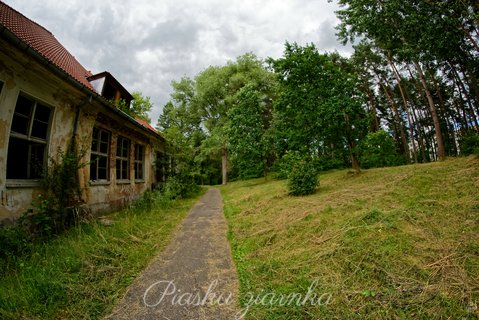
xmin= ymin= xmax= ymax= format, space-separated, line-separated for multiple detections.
xmin=88 ymin=72 xmax=133 ymax=107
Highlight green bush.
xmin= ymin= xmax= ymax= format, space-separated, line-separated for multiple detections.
xmin=158 ymin=172 xmax=200 ymax=200
xmin=459 ymin=130 xmax=479 ymax=156
xmin=287 ymin=160 xmax=319 ymax=196
xmin=22 ymin=146 xmax=88 ymax=239
xmin=0 ymin=226 xmax=32 ymax=259
xmin=275 ymin=151 xmax=305 ymax=180
xmin=357 ymin=131 xmax=406 ymax=169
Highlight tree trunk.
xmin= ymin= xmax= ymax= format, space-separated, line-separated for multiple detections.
xmin=362 ymin=80 xmax=379 ymax=132
xmin=449 ymin=62 xmax=479 ymax=129
xmin=221 ymin=147 xmax=228 ymax=185
xmin=378 ymin=74 xmax=409 ymax=157
xmin=349 ymin=142 xmax=360 ymax=172
xmin=414 ymin=62 xmax=446 ymax=160
xmin=388 ymin=58 xmax=417 ymax=162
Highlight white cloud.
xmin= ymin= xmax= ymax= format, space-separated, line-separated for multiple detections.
xmin=3 ymin=0 xmax=350 ymax=123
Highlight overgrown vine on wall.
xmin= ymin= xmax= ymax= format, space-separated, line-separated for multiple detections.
xmin=23 ymin=144 xmax=88 ymax=237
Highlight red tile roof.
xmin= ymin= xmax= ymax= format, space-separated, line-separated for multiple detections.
xmin=135 ymin=117 xmax=163 ymax=137
xmin=0 ymin=1 xmax=94 ymax=90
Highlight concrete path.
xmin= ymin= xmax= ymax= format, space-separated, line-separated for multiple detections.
xmin=106 ymin=188 xmax=240 ymax=320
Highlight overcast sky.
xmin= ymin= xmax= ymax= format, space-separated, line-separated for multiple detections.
xmin=4 ymin=0 xmax=350 ymax=123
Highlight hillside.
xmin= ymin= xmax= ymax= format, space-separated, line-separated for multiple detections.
xmin=221 ymin=157 xmax=479 ymax=319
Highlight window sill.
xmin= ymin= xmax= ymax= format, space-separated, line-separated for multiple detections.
xmin=6 ymin=180 xmax=41 ymax=188
xmin=116 ymin=180 xmax=131 ymax=185
xmin=89 ymin=180 xmax=111 ymax=186
xmin=135 ymin=179 xmax=145 ymax=184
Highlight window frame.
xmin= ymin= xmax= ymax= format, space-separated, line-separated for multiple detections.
xmin=6 ymin=92 xmax=53 ymax=183
xmin=116 ymin=135 xmax=130 ymax=182
xmin=134 ymin=144 xmax=145 ymax=182
xmin=90 ymin=127 xmax=111 ymax=183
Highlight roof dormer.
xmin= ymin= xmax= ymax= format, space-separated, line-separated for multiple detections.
xmin=88 ymin=72 xmax=133 ymax=108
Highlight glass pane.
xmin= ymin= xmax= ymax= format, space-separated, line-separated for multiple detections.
xmin=98 ymin=156 xmax=108 ymax=170
xmin=34 ymin=103 xmax=51 ymax=122
xmin=99 ymin=141 xmax=108 ymax=154
xmin=90 ymin=160 xmax=97 ymax=180
xmin=31 ymin=120 xmax=48 ymax=139
xmin=98 ymin=167 xmax=107 ymax=180
xmin=100 ymin=130 xmax=109 ymax=143
xmin=116 ymin=159 xmax=121 ymax=179
xmin=122 ymin=141 xmax=129 ymax=158
xmin=15 ymin=95 xmax=34 ymax=117
xmin=7 ymin=137 xmax=29 ymax=179
xmin=136 ymin=145 xmax=143 ymax=161
xmin=30 ymin=143 xmax=45 ymax=178
xmin=98 ymin=156 xmax=108 ymax=179
xmin=116 ymin=138 xmax=122 ymax=157
xmin=11 ymin=114 xmax=30 ymax=135
xmin=91 ymin=137 xmax=98 ymax=152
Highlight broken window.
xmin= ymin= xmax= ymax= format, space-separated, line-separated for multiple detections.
xmin=116 ymin=136 xmax=130 ymax=180
xmin=90 ymin=127 xmax=110 ymax=181
xmin=7 ymin=93 xmax=52 ymax=179
xmin=134 ymin=144 xmax=144 ymax=181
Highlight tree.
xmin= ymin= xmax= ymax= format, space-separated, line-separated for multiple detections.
xmin=270 ymin=43 xmax=369 ymax=172
xmin=118 ymin=91 xmax=153 ymax=122
xmin=335 ymin=0 xmax=479 ymax=160
xmin=194 ymin=53 xmax=276 ymax=184
xmin=226 ymin=84 xmax=272 ymax=179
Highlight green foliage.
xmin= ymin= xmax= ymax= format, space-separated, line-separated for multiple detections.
xmin=227 ymin=84 xmax=273 ymax=179
xmin=270 ymin=43 xmax=368 ymax=171
xmin=117 ymin=92 xmax=153 ymax=122
xmin=130 ymin=91 xmax=153 ymax=122
xmin=0 ymin=226 xmax=32 ymax=259
xmin=158 ymin=54 xmax=277 ymax=184
xmin=22 ymin=147 xmax=87 ymax=238
xmin=357 ymin=130 xmax=406 ymax=168
xmin=160 ymin=173 xmax=201 ymax=200
xmin=287 ymin=159 xmax=319 ymax=196
xmin=459 ymin=130 xmax=479 ymax=156
xmin=274 ymin=150 xmax=305 ymax=179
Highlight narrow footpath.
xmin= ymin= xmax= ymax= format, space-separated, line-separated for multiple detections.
xmin=107 ymin=188 xmax=240 ymax=320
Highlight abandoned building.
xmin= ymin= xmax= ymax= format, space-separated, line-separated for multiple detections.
xmin=0 ymin=2 xmax=166 ymax=223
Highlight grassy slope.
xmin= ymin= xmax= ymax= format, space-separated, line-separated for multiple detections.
xmin=221 ymin=157 xmax=479 ymax=319
xmin=0 ymin=191 xmax=204 ymax=319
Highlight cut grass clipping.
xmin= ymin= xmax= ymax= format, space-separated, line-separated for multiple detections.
xmin=221 ymin=157 xmax=479 ymax=319
xmin=0 ymin=189 xmax=204 ymax=319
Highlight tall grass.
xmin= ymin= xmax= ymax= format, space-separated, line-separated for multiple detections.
xmin=221 ymin=157 xmax=479 ymax=319
xmin=0 ymin=189 xmax=204 ymax=319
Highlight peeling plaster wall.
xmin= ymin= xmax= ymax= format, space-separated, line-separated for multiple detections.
xmin=0 ymin=39 xmax=163 ymax=224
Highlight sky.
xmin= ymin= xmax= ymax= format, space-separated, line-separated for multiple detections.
xmin=4 ymin=0 xmax=351 ymax=124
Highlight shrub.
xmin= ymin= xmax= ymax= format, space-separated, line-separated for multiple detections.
xmin=157 ymin=172 xmax=200 ymax=200
xmin=287 ymin=160 xmax=319 ymax=196
xmin=275 ymin=151 xmax=305 ymax=180
xmin=22 ymin=146 xmax=88 ymax=238
xmin=357 ymin=131 xmax=405 ymax=168
xmin=0 ymin=226 xmax=32 ymax=259
xmin=459 ymin=130 xmax=479 ymax=156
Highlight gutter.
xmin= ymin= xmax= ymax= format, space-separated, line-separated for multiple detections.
xmin=0 ymin=24 xmax=165 ymax=141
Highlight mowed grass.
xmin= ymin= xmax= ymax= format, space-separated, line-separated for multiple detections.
xmin=221 ymin=157 xmax=479 ymax=319
xmin=0 ymin=190 xmax=204 ymax=319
